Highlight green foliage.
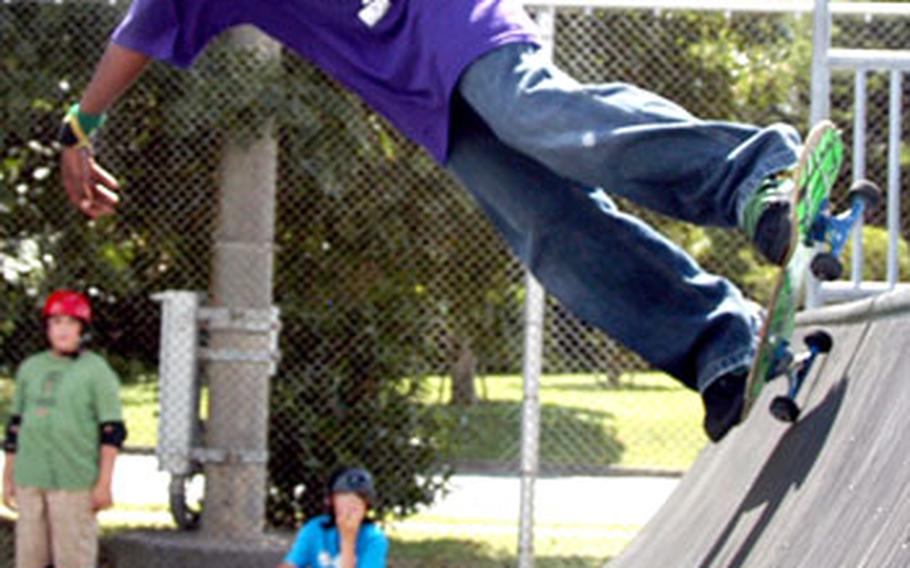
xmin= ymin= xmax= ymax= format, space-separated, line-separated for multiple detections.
xmin=1 ymin=3 xmax=462 ymax=524
xmin=842 ymin=225 xmax=910 ymax=281
xmin=0 ymin=4 xmax=194 ymax=373
xmin=267 ymin=370 xmax=455 ymax=526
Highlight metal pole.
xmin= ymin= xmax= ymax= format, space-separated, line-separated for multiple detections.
xmin=851 ymin=70 xmax=867 ymax=287
xmin=201 ymin=26 xmax=281 ymax=538
xmin=810 ymin=0 xmax=831 ymax=125
xmin=517 ymin=8 xmax=554 ymax=567
xmin=807 ymin=0 xmax=831 ymax=308
xmin=887 ymin=70 xmax=902 ymax=288
xmin=518 ymin=273 xmax=545 ymax=568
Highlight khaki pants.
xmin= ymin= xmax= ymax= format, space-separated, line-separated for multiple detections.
xmin=15 ymin=486 xmax=97 ymax=568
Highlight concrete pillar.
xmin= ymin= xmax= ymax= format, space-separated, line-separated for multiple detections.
xmin=202 ymin=26 xmax=281 ymax=538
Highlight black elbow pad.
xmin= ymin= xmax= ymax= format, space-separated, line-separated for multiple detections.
xmin=4 ymin=415 xmax=21 ymax=453
xmin=99 ymin=421 xmax=127 ymax=448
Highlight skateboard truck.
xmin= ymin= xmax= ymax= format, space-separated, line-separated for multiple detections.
xmin=743 ymin=123 xmax=879 ymax=428
xmin=768 ymin=329 xmax=833 ymax=422
xmin=764 ymin=180 xmax=878 ymax=423
xmin=808 ymin=180 xmax=883 ymax=281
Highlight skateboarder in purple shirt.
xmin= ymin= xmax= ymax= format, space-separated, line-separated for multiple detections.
xmin=59 ymin=0 xmax=806 ymax=442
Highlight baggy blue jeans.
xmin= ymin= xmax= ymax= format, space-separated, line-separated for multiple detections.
xmin=447 ymin=43 xmax=802 ymax=392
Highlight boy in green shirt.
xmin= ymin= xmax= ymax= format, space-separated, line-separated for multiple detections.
xmin=2 ymin=290 xmax=127 ymax=568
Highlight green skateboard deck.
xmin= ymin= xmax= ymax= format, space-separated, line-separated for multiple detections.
xmin=742 ymin=121 xmax=845 ymax=420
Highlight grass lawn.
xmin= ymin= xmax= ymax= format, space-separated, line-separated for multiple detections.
xmin=108 ymin=526 xmax=623 ymax=568
xmin=362 ymin=535 xmax=613 ymax=568
xmin=90 ymin=515 xmax=627 ymax=568
xmin=383 ymin=511 xmax=639 ymax=567
xmin=0 ymin=371 xmax=706 ymax=471
xmin=420 ymin=372 xmax=707 ymax=471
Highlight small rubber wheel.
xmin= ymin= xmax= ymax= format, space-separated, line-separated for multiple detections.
xmin=848 ymin=180 xmax=882 ymax=216
xmin=770 ymin=396 xmax=801 ymax=423
xmin=170 ymin=474 xmax=203 ymax=531
xmin=811 ymin=252 xmax=843 ymax=281
xmin=804 ymin=329 xmax=833 ymax=353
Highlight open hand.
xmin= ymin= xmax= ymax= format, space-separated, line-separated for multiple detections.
xmin=60 ymin=146 xmax=121 ymax=219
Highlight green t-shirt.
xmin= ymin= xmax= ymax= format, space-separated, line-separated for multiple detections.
xmin=10 ymin=350 xmax=123 ymax=490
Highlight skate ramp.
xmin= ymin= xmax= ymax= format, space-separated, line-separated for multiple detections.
xmin=609 ymin=288 xmax=910 ymax=568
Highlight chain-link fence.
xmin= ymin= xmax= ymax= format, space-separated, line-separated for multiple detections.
xmin=1 ymin=1 xmax=909 ymax=567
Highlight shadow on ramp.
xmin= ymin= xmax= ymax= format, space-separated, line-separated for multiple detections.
xmin=698 ymin=378 xmax=848 ymax=568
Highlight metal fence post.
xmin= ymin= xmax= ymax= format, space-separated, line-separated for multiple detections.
xmin=852 ymin=70 xmax=868 ymax=287
xmin=810 ymin=0 xmax=832 ymax=127
xmin=517 ymin=10 xmax=555 ymax=566
xmin=886 ymin=70 xmax=903 ymax=288
xmin=518 ymin=273 xmax=545 ymax=568
xmin=807 ymin=0 xmax=832 ymax=309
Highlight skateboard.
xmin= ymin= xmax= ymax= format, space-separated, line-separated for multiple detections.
xmin=742 ymin=121 xmax=881 ymax=423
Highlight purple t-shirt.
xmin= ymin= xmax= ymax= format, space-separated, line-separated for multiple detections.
xmin=111 ymin=0 xmax=540 ymax=162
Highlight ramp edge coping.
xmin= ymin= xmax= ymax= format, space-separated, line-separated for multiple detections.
xmin=797 ymin=288 xmax=910 ymax=326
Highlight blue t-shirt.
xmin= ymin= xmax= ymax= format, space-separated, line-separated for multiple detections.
xmin=110 ymin=0 xmax=540 ymax=163
xmin=283 ymin=515 xmax=388 ymax=568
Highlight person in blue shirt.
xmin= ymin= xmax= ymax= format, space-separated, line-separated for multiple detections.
xmin=280 ymin=467 xmax=388 ymax=568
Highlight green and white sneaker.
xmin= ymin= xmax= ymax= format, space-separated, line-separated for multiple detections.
xmin=741 ymin=121 xmax=844 ymax=266
xmin=741 ymin=173 xmax=796 ymax=266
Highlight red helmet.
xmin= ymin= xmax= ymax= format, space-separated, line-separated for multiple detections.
xmin=43 ymin=290 xmax=92 ymax=324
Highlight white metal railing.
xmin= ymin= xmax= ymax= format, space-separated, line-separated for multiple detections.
xmin=809 ymin=0 xmax=909 ymax=306
xmin=525 ymin=0 xmax=910 ymax=16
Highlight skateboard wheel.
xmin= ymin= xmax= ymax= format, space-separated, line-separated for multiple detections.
xmin=848 ymin=180 xmax=882 ymax=215
xmin=811 ymin=253 xmax=843 ymax=281
xmin=770 ymin=396 xmax=801 ymax=423
xmin=169 ymin=473 xmax=202 ymax=530
xmin=804 ymin=329 xmax=833 ymax=353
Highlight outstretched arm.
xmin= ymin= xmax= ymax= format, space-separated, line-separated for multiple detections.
xmin=80 ymin=43 xmax=151 ymax=115
xmin=60 ymin=43 xmax=151 ymax=218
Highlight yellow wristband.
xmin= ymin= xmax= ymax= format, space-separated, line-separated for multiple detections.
xmin=64 ymin=114 xmax=93 ymax=150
